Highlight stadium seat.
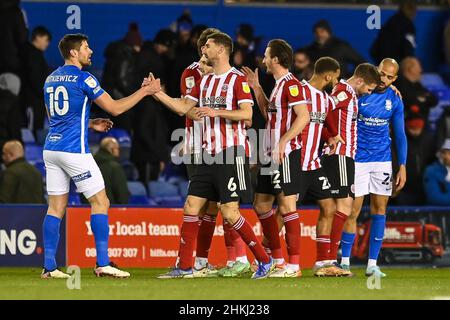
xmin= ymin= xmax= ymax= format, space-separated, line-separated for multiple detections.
xmin=34 ymin=161 xmax=46 ymax=178
xmin=128 ymin=181 xmax=147 ymax=196
xmin=178 ymin=180 xmax=189 ymax=199
xmin=21 ymin=128 xmax=35 ymax=144
xmin=35 ymin=129 xmax=48 ymax=145
xmin=68 ymin=193 xmax=81 ymax=205
xmin=421 ymin=73 xmax=445 ymax=89
xmin=148 ymin=181 xmax=179 ymax=197
xmin=25 ymin=144 xmax=43 ymax=163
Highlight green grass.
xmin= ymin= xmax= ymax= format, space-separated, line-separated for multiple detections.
xmin=1 ymin=267 xmax=450 ymax=300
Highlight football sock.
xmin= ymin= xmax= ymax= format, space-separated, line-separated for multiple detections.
xmin=329 ymin=211 xmax=349 ymax=260
xmin=283 ymin=212 xmax=300 ymax=265
xmin=43 ymin=214 xmax=61 ymax=271
xmin=258 ymin=209 xmax=283 ymax=259
xmin=178 ymin=215 xmax=200 ymax=270
xmin=233 ymin=216 xmax=270 ymax=264
xmin=196 ymin=214 xmax=216 ymax=259
xmin=368 ymin=214 xmax=386 ymax=262
xmin=340 ymin=232 xmax=356 ymax=264
xmin=91 ymin=214 xmax=111 ymax=267
xmin=316 ymin=234 xmax=331 ymax=262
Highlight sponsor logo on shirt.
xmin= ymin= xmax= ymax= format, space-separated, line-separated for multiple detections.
xmin=201 ymin=96 xmax=227 ymax=108
xmin=358 ymin=114 xmax=389 ymax=126
xmin=48 ymin=134 xmax=62 ymax=142
xmin=309 ymin=111 xmax=327 ymax=124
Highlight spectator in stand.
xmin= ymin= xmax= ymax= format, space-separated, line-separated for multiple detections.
xmin=0 ymin=0 xmax=28 ymax=75
xmin=21 ymin=26 xmax=51 ymax=137
xmin=305 ymin=19 xmax=365 ymax=78
xmin=100 ymin=23 xmax=143 ymax=131
xmin=424 ymin=139 xmax=450 ymax=206
xmin=0 ymin=73 xmax=22 ymax=155
xmin=292 ymin=48 xmax=313 ymax=81
xmin=232 ymin=23 xmax=257 ymax=70
xmin=370 ymin=0 xmax=417 ymax=64
xmin=93 ymin=137 xmax=129 ymax=204
xmin=130 ymin=85 xmax=169 ymax=187
xmin=395 ymin=113 xmax=436 ymax=205
xmin=0 ymin=140 xmax=44 ymax=203
xmin=396 ymin=57 xmax=438 ymax=120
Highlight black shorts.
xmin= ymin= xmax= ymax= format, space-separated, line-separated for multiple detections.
xmin=297 ymin=168 xmax=332 ymax=203
xmin=321 ymin=154 xmax=355 ymax=199
xmin=188 ymin=147 xmax=253 ymax=204
xmin=185 ymin=154 xmax=201 ymax=180
xmin=256 ymin=149 xmax=302 ymax=197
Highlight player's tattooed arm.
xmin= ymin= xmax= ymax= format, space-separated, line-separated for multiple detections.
xmin=196 ymin=103 xmax=252 ymax=122
xmin=273 ymin=104 xmax=310 ymax=164
xmin=89 ymin=118 xmax=113 ymax=132
xmin=241 ymin=66 xmax=269 ymax=121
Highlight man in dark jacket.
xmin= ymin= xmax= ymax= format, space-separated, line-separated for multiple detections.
xmin=305 ymin=20 xmax=365 ymax=78
xmin=0 ymin=140 xmax=44 ymax=203
xmin=21 ymin=26 xmax=51 ymax=136
xmin=100 ymin=23 xmax=143 ymax=131
xmin=424 ymin=139 xmax=450 ymax=206
xmin=370 ymin=0 xmax=417 ymax=64
xmin=0 ymin=74 xmax=22 ymax=155
xmin=395 ymin=113 xmax=436 ymax=205
xmin=396 ymin=57 xmax=438 ymax=120
xmin=93 ymin=137 xmax=129 ymax=204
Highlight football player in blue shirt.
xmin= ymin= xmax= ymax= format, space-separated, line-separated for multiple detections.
xmin=339 ymin=58 xmax=407 ymax=277
xmin=41 ymin=34 xmax=160 ymax=278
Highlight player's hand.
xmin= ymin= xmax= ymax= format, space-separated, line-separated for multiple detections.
xmin=241 ymin=66 xmax=260 ymax=89
xmin=390 ymin=84 xmax=403 ymax=99
xmin=89 ymin=118 xmax=113 ymax=132
xmin=395 ymin=165 xmax=407 ymax=192
xmin=327 ymin=135 xmax=345 ymax=155
xmin=196 ymin=107 xmax=217 ymax=118
xmin=142 ymin=72 xmax=161 ymax=95
xmin=272 ymin=140 xmax=286 ymax=165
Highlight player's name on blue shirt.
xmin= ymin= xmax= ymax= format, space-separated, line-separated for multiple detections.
xmin=43 ymin=65 xmax=105 ymax=154
xmin=355 ymin=87 xmax=407 ymax=165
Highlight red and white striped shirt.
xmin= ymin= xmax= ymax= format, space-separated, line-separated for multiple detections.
xmin=185 ymin=67 xmax=254 ymax=156
xmin=300 ymin=80 xmax=336 ymax=171
xmin=329 ymin=79 xmax=358 ymax=159
xmin=180 ymin=62 xmax=203 ymax=155
xmin=264 ymin=73 xmax=306 ymax=157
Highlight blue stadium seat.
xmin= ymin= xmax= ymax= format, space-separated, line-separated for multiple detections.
xmin=35 ymin=129 xmax=48 ymax=145
xmin=154 ymin=196 xmax=184 ymax=207
xmin=148 ymin=181 xmax=179 ymax=197
xmin=421 ymin=73 xmax=445 ymax=89
xmin=21 ymin=128 xmax=35 ymax=144
xmin=128 ymin=181 xmax=147 ymax=196
xmin=25 ymin=144 xmax=43 ymax=163
xmin=68 ymin=193 xmax=81 ymax=205
xmin=99 ymin=128 xmax=132 ymax=161
xmin=34 ymin=162 xmax=46 ymax=178
xmin=178 ymin=180 xmax=189 ymax=199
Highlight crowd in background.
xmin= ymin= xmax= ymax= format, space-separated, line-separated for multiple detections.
xmin=0 ymin=0 xmax=449 ymax=206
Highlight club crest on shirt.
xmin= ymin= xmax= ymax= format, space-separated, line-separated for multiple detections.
xmin=221 ymin=84 xmax=229 ymax=92
xmin=385 ymin=99 xmax=392 ymax=111
xmin=242 ymin=82 xmax=251 ymax=94
xmin=185 ymin=76 xmax=195 ymax=89
xmin=84 ymin=76 xmax=97 ymax=88
xmin=289 ymin=85 xmax=299 ymax=97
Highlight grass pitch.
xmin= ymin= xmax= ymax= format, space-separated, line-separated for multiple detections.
xmin=1 ymin=267 xmax=450 ymax=300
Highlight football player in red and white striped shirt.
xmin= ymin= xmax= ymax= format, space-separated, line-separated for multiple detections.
xmin=154 ymin=31 xmax=274 ymax=279
xmin=319 ymin=63 xmax=381 ymax=274
xmin=180 ymin=29 xmax=248 ymax=278
xmin=242 ymin=39 xmax=310 ymax=278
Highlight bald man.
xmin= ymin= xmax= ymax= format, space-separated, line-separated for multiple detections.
xmin=0 ymin=140 xmax=45 ymax=203
xmin=397 ymin=57 xmax=438 ymax=119
xmin=92 ymin=137 xmax=129 ymax=204
xmin=339 ymin=58 xmax=407 ymax=277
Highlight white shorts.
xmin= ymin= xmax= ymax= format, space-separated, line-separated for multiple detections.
xmin=354 ymin=161 xmax=393 ymax=197
xmin=43 ymin=150 xmax=105 ymax=199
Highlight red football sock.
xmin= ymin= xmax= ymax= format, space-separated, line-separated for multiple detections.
xmin=258 ymin=209 xmax=283 ymax=259
xmin=223 ymin=221 xmax=237 ymax=262
xmin=233 ymin=216 xmax=270 ymax=264
xmin=178 ymin=215 xmax=200 ymax=270
xmin=196 ymin=214 xmax=216 ymax=259
xmin=316 ymin=234 xmax=331 ymax=262
xmin=282 ymin=212 xmax=300 ymax=265
xmin=233 ymin=234 xmax=247 ymax=258
xmin=329 ymin=211 xmax=349 ymax=260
